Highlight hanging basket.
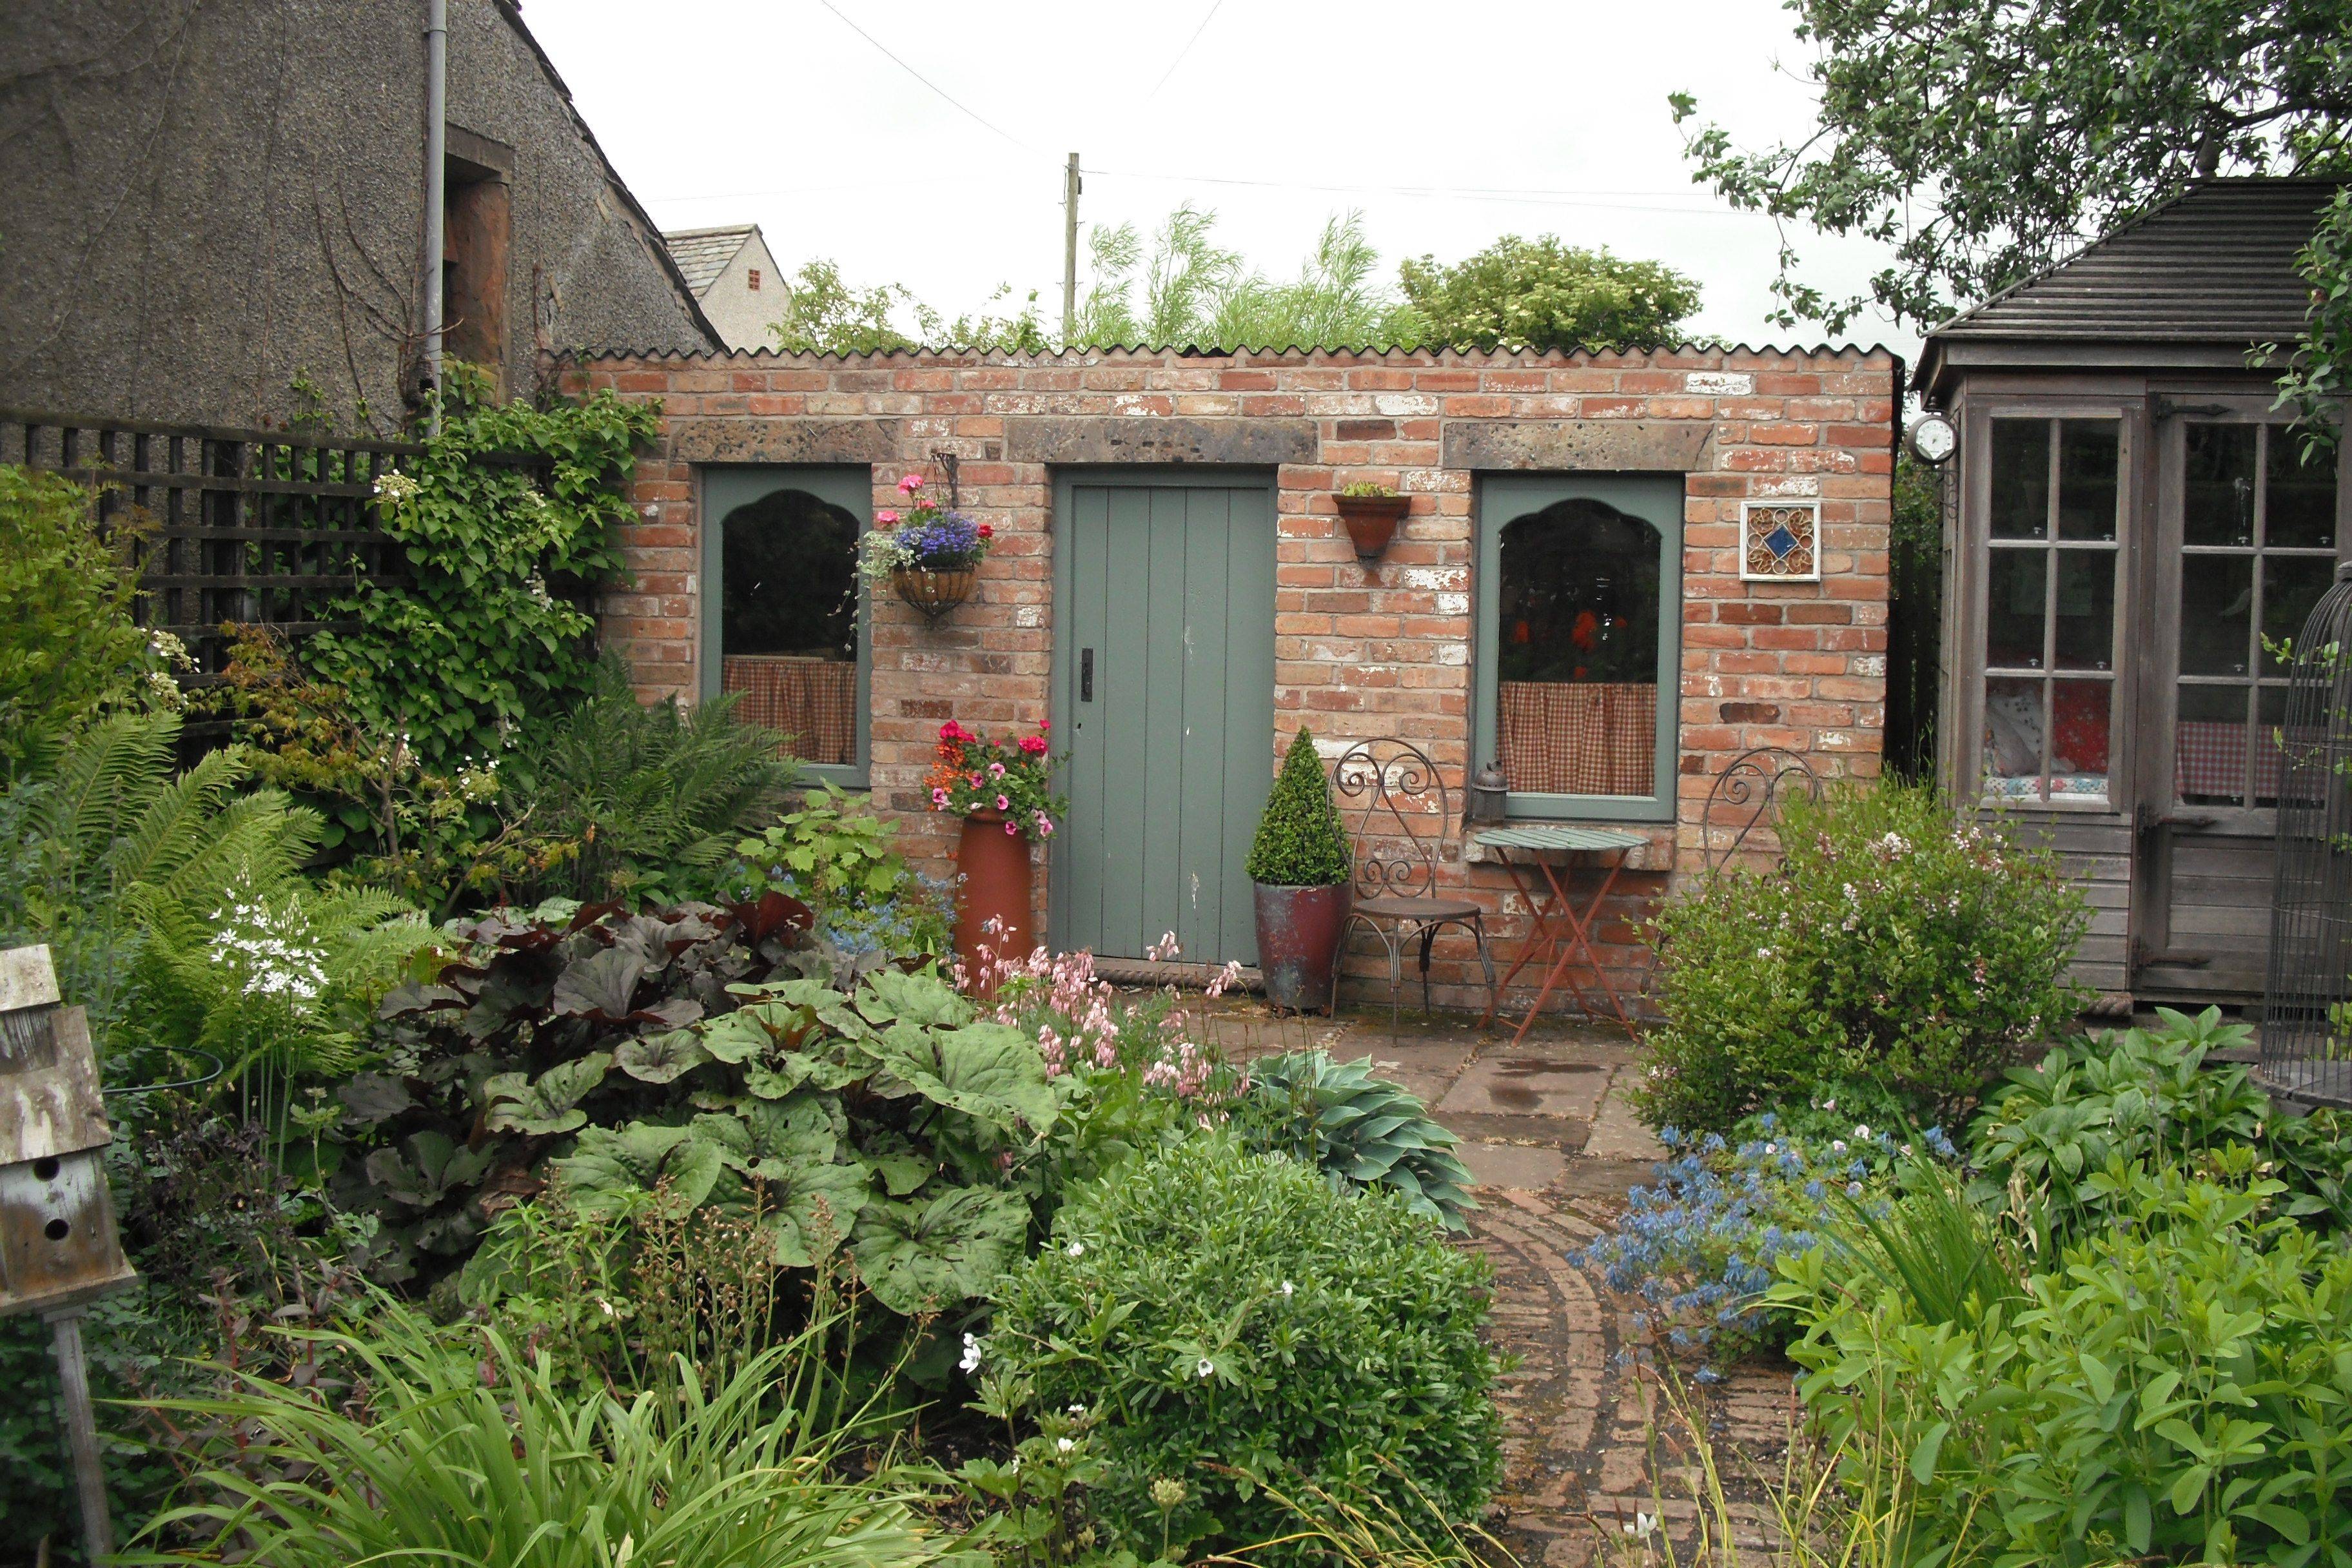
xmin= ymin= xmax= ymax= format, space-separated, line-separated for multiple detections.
xmin=1335 ymin=493 xmax=1410 ymax=561
xmin=891 ymin=564 xmax=977 ymax=624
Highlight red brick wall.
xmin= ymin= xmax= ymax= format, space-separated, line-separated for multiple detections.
xmin=567 ymin=346 xmax=1896 ymax=1015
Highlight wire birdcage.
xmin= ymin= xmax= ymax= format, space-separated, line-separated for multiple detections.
xmin=2261 ymin=560 xmax=2352 ymax=1108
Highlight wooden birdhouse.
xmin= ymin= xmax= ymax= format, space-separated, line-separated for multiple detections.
xmin=0 ymin=945 xmax=137 ymax=1317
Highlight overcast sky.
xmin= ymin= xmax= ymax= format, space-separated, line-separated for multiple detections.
xmin=527 ymin=0 xmax=1917 ymax=363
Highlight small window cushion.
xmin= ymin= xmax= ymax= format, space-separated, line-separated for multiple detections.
xmin=1982 ymin=772 xmax=2108 ymax=799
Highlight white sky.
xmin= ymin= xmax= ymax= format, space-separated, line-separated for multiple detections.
xmin=527 ymin=0 xmax=1918 ymax=364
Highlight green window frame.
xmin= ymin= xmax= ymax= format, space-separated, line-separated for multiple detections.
xmin=1473 ymin=473 xmax=1684 ymax=823
xmin=699 ymin=464 xmax=872 ymax=788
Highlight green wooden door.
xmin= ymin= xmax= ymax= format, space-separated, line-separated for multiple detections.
xmin=1052 ymin=472 xmax=1277 ymax=964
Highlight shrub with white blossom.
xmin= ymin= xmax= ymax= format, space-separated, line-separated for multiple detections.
xmin=1634 ymin=783 xmax=2090 ymax=1135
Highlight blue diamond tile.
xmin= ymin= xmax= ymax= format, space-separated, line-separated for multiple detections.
xmin=1763 ymin=524 xmax=1799 ymax=560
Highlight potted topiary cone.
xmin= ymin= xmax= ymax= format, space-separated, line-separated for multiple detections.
xmin=1247 ymin=727 xmax=1354 ymax=1013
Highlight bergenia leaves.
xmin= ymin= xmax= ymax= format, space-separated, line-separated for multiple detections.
xmin=850 ymin=1186 xmax=1030 ymax=1317
xmin=551 ymin=946 xmax=646 ymax=1021
xmin=613 ymin=1030 xmax=708 ymax=1084
xmin=482 ymin=1052 xmax=611 ymax=1135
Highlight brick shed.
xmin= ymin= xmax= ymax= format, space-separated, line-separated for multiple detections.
xmin=571 ymin=346 xmax=1898 ymax=1014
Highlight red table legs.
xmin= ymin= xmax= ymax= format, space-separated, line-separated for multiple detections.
xmin=1504 ymin=850 xmax=1638 ymax=1045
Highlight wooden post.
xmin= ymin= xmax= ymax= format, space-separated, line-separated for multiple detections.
xmin=46 ymin=1308 xmax=114 ymax=1560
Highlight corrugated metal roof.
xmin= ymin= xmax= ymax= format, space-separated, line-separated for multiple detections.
xmin=662 ymin=225 xmax=759 ymax=296
xmin=1917 ymin=179 xmax=2341 ymax=398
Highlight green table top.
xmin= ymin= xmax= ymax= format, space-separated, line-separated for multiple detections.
xmin=1473 ymin=825 xmax=1648 ymax=854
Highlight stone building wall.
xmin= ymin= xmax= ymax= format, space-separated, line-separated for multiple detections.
xmin=571 ymin=345 xmax=1896 ymax=1013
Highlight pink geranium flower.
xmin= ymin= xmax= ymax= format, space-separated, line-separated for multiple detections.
xmin=876 ymin=509 xmax=900 ymax=527
xmin=898 ymin=473 xmax=925 ymax=495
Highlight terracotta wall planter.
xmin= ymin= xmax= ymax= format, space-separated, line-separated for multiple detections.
xmin=1334 ymin=494 xmax=1409 ymax=561
xmin=1252 ymin=881 xmax=1351 ymax=1013
xmin=954 ymin=810 xmax=1034 ymax=979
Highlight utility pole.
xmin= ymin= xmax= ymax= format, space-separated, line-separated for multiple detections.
xmin=1061 ymin=152 xmax=1081 ymax=346
xmin=422 ymin=0 xmax=448 ymax=431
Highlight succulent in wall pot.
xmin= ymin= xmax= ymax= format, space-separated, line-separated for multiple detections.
xmin=1334 ymin=482 xmax=1409 ymax=561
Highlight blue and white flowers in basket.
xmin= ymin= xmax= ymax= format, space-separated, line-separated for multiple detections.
xmin=858 ymin=472 xmax=994 ymax=583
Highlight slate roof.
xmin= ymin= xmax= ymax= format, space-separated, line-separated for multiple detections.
xmin=1917 ymin=177 xmax=2342 ymax=393
xmin=662 ymin=225 xmax=759 ymax=297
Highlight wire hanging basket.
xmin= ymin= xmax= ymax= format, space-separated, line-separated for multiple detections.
xmin=2260 ymin=559 xmax=2352 ymax=1109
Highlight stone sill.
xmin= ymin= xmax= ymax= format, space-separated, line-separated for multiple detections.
xmin=1461 ymin=822 xmax=1679 ymax=872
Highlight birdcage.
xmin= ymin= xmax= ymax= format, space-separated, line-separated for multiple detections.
xmin=2261 ymin=560 xmax=2352 ymax=1109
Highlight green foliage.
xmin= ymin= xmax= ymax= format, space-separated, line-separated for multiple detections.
xmin=509 ymin=665 xmax=796 ymax=905
xmin=985 ymin=1139 xmax=1502 ymax=1567
xmin=0 ymin=466 xmax=186 ymax=780
xmin=1668 ymin=0 xmax=2350 ymax=333
xmin=1245 ymin=729 xmax=1350 ymax=887
xmin=349 ymin=903 xmax=1063 ymax=1328
xmin=131 ymin=1297 xmax=950 ymax=1568
xmin=1396 ymin=235 xmax=1702 ymax=351
xmin=1077 ymin=207 xmax=1418 ymax=351
xmin=731 ymin=785 xmax=953 ymax=957
xmin=771 ymin=258 xmax=928 ymax=354
xmin=1238 ymin=1051 xmax=1476 ymax=1230
xmin=1636 ymin=783 xmax=2091 ymax=1134
xmin=307 ymin=365 xmax=660 ymax=769
xmin=1776 ymin=1164 xmax=2352 ymax=1567
xmin=2269 ymin=184 xmax=2352 ymax=458
xmin=1972 ymin=1006 xmax=2352 ymax=1249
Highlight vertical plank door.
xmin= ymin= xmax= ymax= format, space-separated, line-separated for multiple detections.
xmin=1054 ymin=473 xmax=1277 ymax=964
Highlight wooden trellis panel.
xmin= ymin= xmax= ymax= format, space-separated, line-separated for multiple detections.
xmin=1 ymin=407 xmax=422 ymax=678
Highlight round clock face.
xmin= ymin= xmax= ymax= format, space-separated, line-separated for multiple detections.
xmin=1908 ymin=413 xmax=1957 ymax=465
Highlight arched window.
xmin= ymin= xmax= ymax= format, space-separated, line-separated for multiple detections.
xmin=701 ymin=467 xmax=869 ymax=782
xmin=1475 ymin=478 xmax=1683 ymax=819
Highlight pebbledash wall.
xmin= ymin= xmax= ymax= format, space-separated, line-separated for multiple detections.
xmin=567 ymin=346 xmax=1897 ymax=1014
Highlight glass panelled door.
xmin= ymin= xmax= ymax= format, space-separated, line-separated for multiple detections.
xmin=2141 ymin=412 xmax=2344 ymax=995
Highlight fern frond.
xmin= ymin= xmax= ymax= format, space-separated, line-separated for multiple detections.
xmin=108 ymin=745 xmax=253 ymax=892
xmin=33 ymin=709 xmax=181 ymax=877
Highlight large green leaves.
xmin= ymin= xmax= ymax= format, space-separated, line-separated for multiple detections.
xmin=483 ymin=1053 xmax=611 ymax=1136
xmin=852 ymin=1187 xmax=1031 ymax=1316
xmin=865 ymin=1021 xmax=1058 ymax=1138
xmin=552 ymin=1121 xmax=725 ymax=1213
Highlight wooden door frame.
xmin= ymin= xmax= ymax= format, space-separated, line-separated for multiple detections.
xmin=2130 ymin=389 xmax=2352 ymax=990
xmin=1046 ymin=466 xmax=1280 ymax=959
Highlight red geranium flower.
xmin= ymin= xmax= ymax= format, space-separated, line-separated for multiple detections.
xmin=976 ymin=523 xmax=994 ymax=538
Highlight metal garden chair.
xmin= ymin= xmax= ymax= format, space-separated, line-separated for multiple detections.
xmin=1329 ymin=739 xmax=1498 ymax=1034
xmin=1700 ymin=746 xmax=1823 ymax=878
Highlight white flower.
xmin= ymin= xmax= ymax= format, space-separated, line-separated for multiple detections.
xmin=1066 ymin=1240 xmax=1085 ymax=1258
xmin=1831 ymin=1140 xmax=1847 ymax=1153
xmin=1847 ymin=1181 xmax=1865 ymax=1197
xmin=1279 ymin=1280 xmax=1294 ymax=1297
xmin=1068 ymin=1404 xmax=1087 ymax=1417
xmin=1823 ymin=1098 xmax=1838 ymax=1112
xmin=1057 ymin=1436 xmax=1075 ymax=1453
xmin=1623 ymin=1512 xmax=1658 ymax=1538
xmin=959 ymin=1333 xmax=983 ymax=1374
xmin=1763 ymin=1142 xmax=1777 ymax=1155
xmin=598 ymin=1298 xmax=615 ymax=1318
xmin=1853 ymin=1124 xmax=1871 ymax=1140
xmin=1196 ymin=1358 xmax=1215 ymax=1379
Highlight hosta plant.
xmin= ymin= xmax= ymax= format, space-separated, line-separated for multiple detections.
xmin=1240 ymin=1050 xmax=1475 ymax=1230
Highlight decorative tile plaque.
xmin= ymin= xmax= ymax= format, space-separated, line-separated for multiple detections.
xmin=1741 ymin=501 xmax=1820 ymax=581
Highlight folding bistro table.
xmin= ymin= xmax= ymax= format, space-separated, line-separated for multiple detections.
xmin=1473 ymin=824 xmax=1647 ymax=1043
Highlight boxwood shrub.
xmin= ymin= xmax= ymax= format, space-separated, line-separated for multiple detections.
xmin=983 ymin=1138 xmax=1500 ymax=1564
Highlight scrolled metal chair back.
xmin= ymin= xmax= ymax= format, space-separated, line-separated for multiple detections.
xmin=1703 ymin=746 xmax=1822 ymax=876
xmin=1331 ymin=739 xmax=1452 ymax=901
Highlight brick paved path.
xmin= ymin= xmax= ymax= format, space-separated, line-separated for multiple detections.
xmin=1196 ymin=1000 xmax=1796 ymax=1565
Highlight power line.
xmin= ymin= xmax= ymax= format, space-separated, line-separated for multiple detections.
xmin=1142 ymin=0 xmax=1224 ymax=104
xmin=813 ymin=0 xmax=1036 ymax=153
xmin=1083 ymin=164 xmax=1750 ymax=217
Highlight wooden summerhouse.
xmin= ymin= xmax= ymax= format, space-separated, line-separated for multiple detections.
xmin=1918 ymin=178 xmax=2351 ymax=1006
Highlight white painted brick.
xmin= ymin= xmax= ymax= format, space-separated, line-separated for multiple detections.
xmin=1852 ymin=654 xmax=1886 ymax=677
xmin=1436 ymin=643 xmax=1470 ymax=666
xmin=1436 ymin=593 xmax=1469 ymax=615
xmin=1373 ymin=393 xmax=1440 ymax=416
xmin=1014 ymin=606 xmax=1046 ymax=629
xmin=1402 ymin=567 xmax=1468 ymax=591
xmin=1752 ymin=475 xmax=1822 ymax=498
xmin=1685 ymin=371 xmax=1754 ymax=395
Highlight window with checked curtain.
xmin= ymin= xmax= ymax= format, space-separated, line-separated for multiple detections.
xmin=718 ymin=485 xmax=860 ymax=769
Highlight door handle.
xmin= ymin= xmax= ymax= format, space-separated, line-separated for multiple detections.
xmin=1080 ymin=648 xmax=1093 ymax=702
